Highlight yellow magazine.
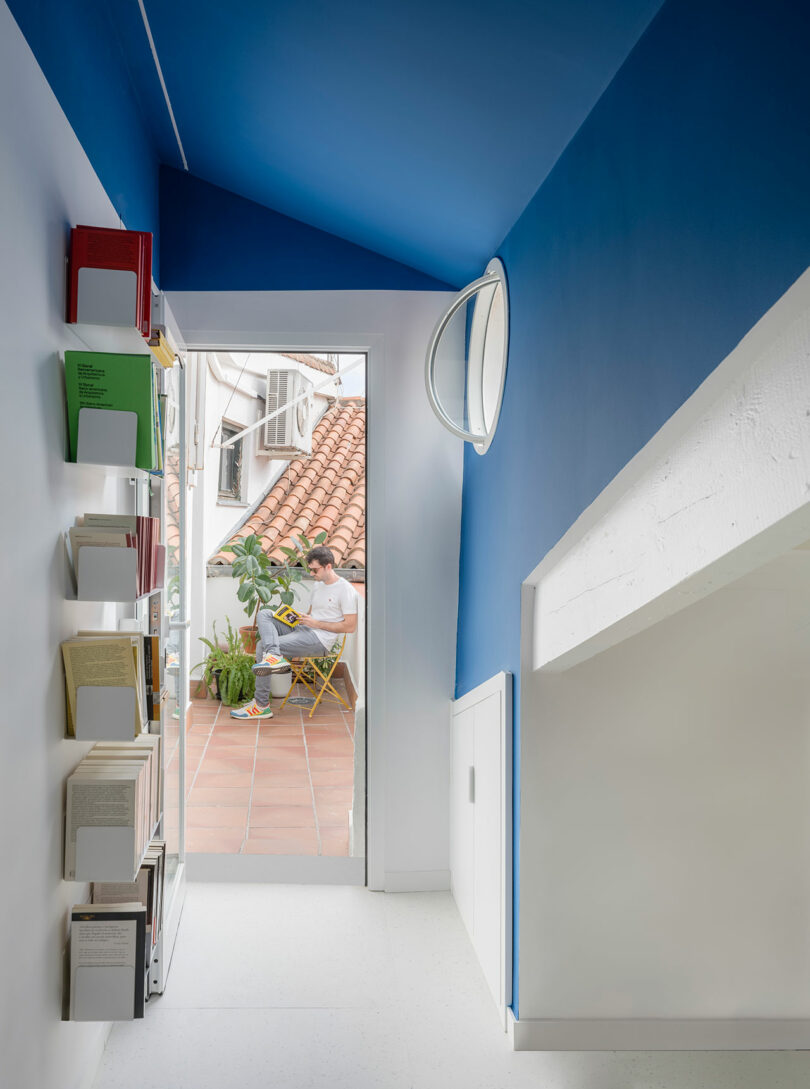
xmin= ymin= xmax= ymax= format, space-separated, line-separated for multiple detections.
xmin=273 ymin=604 xmax=302 ymax=628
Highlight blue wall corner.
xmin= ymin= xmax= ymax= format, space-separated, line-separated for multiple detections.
xmin=158 ymin=167 xmax=457 ymax=292
xmin=455 ymin=0 xmax=810 ymax=1011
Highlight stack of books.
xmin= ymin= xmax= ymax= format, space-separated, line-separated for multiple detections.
xmin=67 ymin=225 xmax=152 ymax=337
xmin=64 ymin=736 xmax=161 ymax=883
xmin=69 ymin=901 xmax=147 ymax=1020
xmin=61 ymin=628 xmax=163 ymax=738
xmin=68 ymin=512 xmax=164 ymax=598
xmin=92 ymin=838 xmax=166 ymax=955
xmin=64 ymin=350 xmax=166 ymax=473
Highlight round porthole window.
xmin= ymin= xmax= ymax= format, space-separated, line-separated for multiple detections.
xmin=425 ymin=258 xmax=509 ymax=454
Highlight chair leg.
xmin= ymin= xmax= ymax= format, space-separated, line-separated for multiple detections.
xmin=307 ymin=663 xmax=351 ymax=716
xmin=278 ymin=662 xmax=307 ymax=709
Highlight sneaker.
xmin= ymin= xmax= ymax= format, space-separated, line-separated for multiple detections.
xmin=229 ymin=700 xmax=274 ymax=719
xmin=252 ymin=652 xmax=290 ymax=676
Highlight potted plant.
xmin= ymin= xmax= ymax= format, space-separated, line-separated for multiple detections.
xmin=193 ymin=618 xmax=256 ymax=706
xmin=221 ymin=534 xmax=279 ymax=652
xmin=222 ymin=530 xmax=328 ymax=652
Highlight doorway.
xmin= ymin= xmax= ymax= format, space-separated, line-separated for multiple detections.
xmin=184 ymin=350 xmax=366 ymax=876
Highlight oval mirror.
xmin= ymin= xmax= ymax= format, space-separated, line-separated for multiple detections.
xmin=425 ymin=258 xmax=509 ymax=454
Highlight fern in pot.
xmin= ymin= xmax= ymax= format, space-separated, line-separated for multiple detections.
xmin=194 ymin=618 xmax=256 ymax=706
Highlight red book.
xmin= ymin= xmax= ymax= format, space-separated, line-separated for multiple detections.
xmin=68 ymin=225 xmax=152 ymax=337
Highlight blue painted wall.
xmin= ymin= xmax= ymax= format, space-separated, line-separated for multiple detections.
xmin=159 ymin=168 xmax=454 ymax=292
xmin=457 ymin=0 xmax=810 ymax=693
xmin=455 ymin=0 xmax=810 ymax=1015
xmin=6 ymin=0 xmax=168 ymax=278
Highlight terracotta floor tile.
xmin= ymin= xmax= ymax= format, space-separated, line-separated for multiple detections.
xmin=244 ymin=833 xmax=317 ymax=855
xmin=193 ymin=772 xmax=253 ymax=789
xmin=255 ymin=761 xmax=309 ymax=778
xmin=252 ymin=785 xmax=313 ymax=806
xmin=310 ymin=770 xmax=355 ymax=787
xmin=206 ymin=731 xmax=258 ymax=749
xmin=257 ymin=745 xmax=307 ymax=758
xmin=250 ymin=805 xmax=315 ymax=828
xmin=202 ymin=742 xmax=257 ymax=756
xmin=188 ymin=787 xmax=252 ymax=806
xmin=252 ymin=772 xmax=311 ymax=789
xmin=315 ymin=802 xmax=351 ymax=827
xmin=187 ymin=725 xmax=213 ymax=738
xmin=187 ymin=806 xmax=248 ymax=828
xmin=210 ymin=727 xmax=258 ymax=743
xmin=186 ymin=828 xmax=245 ymax=854
xmin=313 ymin=786 xmax=354 ymax=805
xmin=256 ymin=736 xmax=306 ymax=749
xmin=320 ymin=827 xmax=350 ymax=857
xmin=196 ymin=755 xmax=255 ymax=774
xmin=304 ymin=724 xmax=350 ymax=736
xmin=257 ymin=725 xmax=303 ymax=737
xmin=307 ymin=756 xmax=355 ymax=772
xmin=307 ymin=745 xmax=354 ymax=759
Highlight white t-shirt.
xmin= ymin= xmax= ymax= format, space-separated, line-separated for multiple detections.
xmin=309 ymin=576 xmax=358 ymax=649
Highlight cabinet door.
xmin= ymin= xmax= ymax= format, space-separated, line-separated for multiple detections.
xmin=450 ymin=705 xmax=475 ymax=942
xmin=472 ymin=692 xmax=505 ymax=1011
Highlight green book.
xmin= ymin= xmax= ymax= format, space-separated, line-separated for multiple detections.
xmin=65 ymin=351 xmax=157 ymax=470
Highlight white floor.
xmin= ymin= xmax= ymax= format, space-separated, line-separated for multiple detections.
xmin=93 ymin=883 xmax=810 ymax=1089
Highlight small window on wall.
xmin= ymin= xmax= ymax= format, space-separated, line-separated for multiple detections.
xmin=218 ymin=422 xmax=243 ymax=501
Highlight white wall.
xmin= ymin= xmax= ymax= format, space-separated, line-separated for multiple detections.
xmin=0 ymin=5 xmax=149 ymax=1085
xmin=166 ymin=289 xmax=463 ymax=890
xmin=518 ymin=550 xmax=810 ymax=1044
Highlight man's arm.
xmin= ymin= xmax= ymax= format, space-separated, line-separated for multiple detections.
xmin=298 ymin=612 xmax=357 ymax=635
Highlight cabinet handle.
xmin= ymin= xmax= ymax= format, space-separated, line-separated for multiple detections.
xmin=468 ymin=766 xmax=475 ymax=804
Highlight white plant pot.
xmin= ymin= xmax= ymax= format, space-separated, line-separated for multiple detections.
xmin=269 ymin=669 xmax=292 ymax=699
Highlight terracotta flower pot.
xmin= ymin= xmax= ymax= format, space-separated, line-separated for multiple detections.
xmin=239 ymin=625 xmax=258 ymax=654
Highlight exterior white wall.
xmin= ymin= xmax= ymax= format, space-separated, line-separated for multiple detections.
xmin=198 ymin=352 xmax=335 ymax=562
xmin=518 ymin=551 xmax=810 ymax=1044
xmin=166 ymin=289 xmax=463 ymax=890
xmin=0 ymin=6 xmax=145 ymax=1086
xmin=189 ymin=352 xmax=336 ymax=676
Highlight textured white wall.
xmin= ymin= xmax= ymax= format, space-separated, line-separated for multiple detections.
xmin=530 ymin=269 xmax=810 ymax=672
xmin=0 ymin=5 xmax=149 ymax=1086
xmin=166 ymin=289 xmax=463 ymax=890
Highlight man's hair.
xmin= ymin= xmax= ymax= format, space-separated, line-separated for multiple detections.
xmin=305 ymin=545 xmax=335 ymax=568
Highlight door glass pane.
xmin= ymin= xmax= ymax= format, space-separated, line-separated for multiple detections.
xmin=162 ymin=362 xmax=187 ymax=898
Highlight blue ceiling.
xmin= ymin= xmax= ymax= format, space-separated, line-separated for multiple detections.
xmin=11 ymin=0 xmax=665 ymax=287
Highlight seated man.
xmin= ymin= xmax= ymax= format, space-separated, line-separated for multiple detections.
xmin=230 ymin=545 xmax=358 ymax=719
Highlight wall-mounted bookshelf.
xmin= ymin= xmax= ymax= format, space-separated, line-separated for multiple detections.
xmin=59 ymin=226 xmax=178 ymax=1020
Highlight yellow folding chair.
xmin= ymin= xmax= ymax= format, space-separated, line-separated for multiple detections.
xmin=278 ymin=635 xmax=350 ymax=717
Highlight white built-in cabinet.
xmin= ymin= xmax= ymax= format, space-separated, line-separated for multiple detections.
xmin=450 ymin=670 xmax=512 ymax=1027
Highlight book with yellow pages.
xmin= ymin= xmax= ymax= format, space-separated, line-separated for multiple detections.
xmin=273 ymin=604 xmax=302 ymax=628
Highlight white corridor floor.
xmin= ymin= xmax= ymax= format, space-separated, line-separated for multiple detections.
xmin=93 ymin=883 xmax=810 ymax=1089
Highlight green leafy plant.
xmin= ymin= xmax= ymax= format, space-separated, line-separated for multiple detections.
xmin=276 ymin=530 xmax=328 ymax=602
xmin=224 ymin=529 xmax=329 ymax=622
xmin=221 ymin=533 xmax=278 ymax=631
xmin=193 ymin=618 xmax=256 ymax=706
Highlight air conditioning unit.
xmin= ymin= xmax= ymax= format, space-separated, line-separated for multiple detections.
xmin=259 ymin=368 xmax=314 ymax=458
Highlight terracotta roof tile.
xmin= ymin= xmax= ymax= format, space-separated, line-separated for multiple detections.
xmin=211 ymin=399 xmax=365 ymax=571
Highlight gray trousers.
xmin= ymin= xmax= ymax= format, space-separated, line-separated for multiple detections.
xmin=254 ymin=610 xmax=329 ymax=706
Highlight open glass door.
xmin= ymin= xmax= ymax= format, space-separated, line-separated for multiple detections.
xmin=152 ymin=358 xmax=188 ymax=990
